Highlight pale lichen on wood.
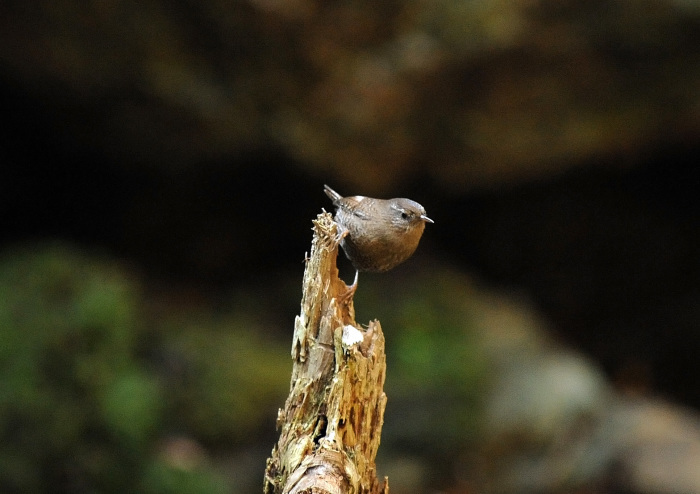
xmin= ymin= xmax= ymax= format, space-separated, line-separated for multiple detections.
xmin=264 ymin=212 xmax=389 ymax=494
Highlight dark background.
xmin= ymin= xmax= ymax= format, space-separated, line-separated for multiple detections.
xmin=2 ymin=1 xmax=700 ymax=492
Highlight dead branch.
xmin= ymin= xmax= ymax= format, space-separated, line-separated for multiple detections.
xmin=264 ymin=212 xmax=388 ymax=494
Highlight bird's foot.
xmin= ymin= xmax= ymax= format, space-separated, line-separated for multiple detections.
xmin=333 ymin=226 xmax=349 ymax=246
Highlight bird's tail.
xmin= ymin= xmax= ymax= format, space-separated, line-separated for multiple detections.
xmin=323 ymin=184 xmax=343 ymax=203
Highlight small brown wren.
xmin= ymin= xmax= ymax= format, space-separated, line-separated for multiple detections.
xmin=324 ymin=184 xmax=433 ymax=293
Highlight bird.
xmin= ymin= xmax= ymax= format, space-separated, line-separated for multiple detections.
xmin=323 ymin=184 xmax=433 ymax=296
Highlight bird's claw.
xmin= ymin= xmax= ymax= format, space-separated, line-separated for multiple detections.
xmin=333 ymin=226 xmax=349 ymax=246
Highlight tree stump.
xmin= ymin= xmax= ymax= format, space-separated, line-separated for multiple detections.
xmin=264 ymin=212 xmax=389 ymax=494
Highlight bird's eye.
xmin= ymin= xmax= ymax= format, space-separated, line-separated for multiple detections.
xmin=401 ymin=212 xmax=409 ymax=220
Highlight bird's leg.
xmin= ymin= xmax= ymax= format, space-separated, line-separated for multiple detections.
xmin=349 ymin=269 xmax=358 ymax=294
xmin=338 ymin=270 xmax=359 ymax=303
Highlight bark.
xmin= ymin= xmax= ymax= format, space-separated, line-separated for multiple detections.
xmin=264 ymin=212 xmax=389 ymax=494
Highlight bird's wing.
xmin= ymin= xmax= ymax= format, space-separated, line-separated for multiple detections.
xmin=339 ymin=196 xmax=369 ymax=219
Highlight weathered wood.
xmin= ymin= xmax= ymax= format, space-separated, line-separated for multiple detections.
xmin=264 ymin=212 xmax=389 ymax=494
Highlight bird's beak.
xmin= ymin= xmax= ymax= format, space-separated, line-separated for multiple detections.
xmin=421 ymin=215 xmax=434 ymax=223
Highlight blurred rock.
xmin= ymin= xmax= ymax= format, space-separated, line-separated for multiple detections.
xmin=613 ymin=398 xmax=700 ymax=494
xmin=485 ymin=352 xmax=611 ymax=446
xmin=361 ymin=270 xmax=700 ymax=493
xmin=469 ymin=290 xmax=700 ymax=494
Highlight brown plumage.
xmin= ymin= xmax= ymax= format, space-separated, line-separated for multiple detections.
xmin=324 ymin=185 xmax=433 ymax=280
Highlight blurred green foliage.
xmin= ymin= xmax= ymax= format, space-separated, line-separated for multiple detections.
xmin=0 ymin=244 xmax=289 ymax=493
xmin=161 ymin=313 xmax=291 ymax=445
xmin=354 ymin=272 xmax=489 ymax=457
